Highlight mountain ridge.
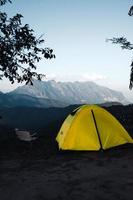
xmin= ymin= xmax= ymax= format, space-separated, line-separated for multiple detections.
xmin=0 ymin=92 xmax=68 ymax=108
xmin=9 ymin=80 xmax=129 ymax=105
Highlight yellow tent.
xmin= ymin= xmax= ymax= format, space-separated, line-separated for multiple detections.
xmin=56 ymin=105 xmax=133 ymax=150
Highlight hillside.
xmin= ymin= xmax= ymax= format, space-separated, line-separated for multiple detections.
xmin=0 ymin=104 xmax=133 ymax=134
xmin=0 ymin=92 xmax=67 ymax=108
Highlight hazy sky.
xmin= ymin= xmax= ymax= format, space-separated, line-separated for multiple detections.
xmin=1 ymin=0 xmax=133 ymax=101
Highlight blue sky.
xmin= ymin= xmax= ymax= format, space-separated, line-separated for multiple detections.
xmin=1 ymin=0 xmax=133 ymax=101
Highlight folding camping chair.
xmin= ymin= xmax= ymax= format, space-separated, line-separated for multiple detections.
xmin=15 ymin=129 xmax=37 ymax=149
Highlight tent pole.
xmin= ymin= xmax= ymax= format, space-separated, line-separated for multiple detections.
xmin=91 ymin=109 xmax=103 ymax=151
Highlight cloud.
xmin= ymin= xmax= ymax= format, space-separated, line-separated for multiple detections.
xmin=80 ymin=74 xmax=107 ymax=81
xmin=45 ymin=73 xmax=107 ymax=82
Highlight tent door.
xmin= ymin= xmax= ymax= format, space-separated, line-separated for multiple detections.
xmin=91 ymin=109 xmax=103 ymax=150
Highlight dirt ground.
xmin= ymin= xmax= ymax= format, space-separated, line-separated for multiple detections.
xmin=1 ymin=145 xmax=133 ymax=200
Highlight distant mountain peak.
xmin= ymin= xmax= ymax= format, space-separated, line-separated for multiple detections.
xmin=9 ymin=80 xmax=130 ymax=106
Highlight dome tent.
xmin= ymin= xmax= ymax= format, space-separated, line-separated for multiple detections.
xmin=56 ymin=105 xmax=133 ymax=150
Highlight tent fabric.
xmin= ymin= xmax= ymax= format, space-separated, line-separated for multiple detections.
xmin=56 ymin=105 xmax=133 ymax=150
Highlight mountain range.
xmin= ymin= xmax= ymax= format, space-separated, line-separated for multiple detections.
xmin=0 ymin=80 xmax=130 ymax=108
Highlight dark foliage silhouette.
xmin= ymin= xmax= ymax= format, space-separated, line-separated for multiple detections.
xmin=128 ymin=6 xmax=133 ymax=16
xmin=107 ymin=5 xmax=133 ymax=89
xmin=0 ymin=0 xmax=55 ymax=84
